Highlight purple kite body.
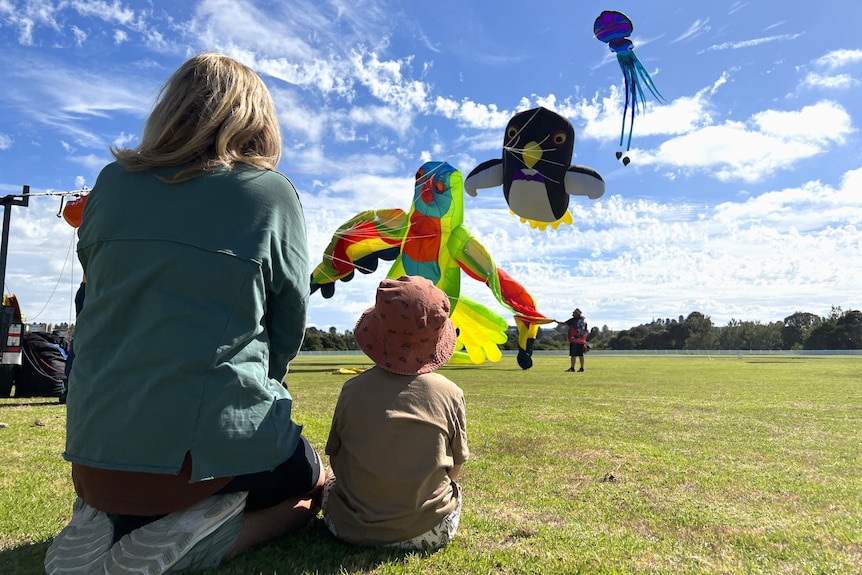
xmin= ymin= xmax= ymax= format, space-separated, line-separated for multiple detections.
xmin=594 ymin=10 xmax=665 ymax=164
xmin=594 ymin=10 xmax=633 ymax=44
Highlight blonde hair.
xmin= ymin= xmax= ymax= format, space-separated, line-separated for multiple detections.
xmin=112 ymin=52 xmax=282 ymax=182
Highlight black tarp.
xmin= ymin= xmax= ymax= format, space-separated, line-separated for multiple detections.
xmin=15 ymin=331 xmax=69 ymax=397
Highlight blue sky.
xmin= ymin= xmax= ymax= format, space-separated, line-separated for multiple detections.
xmin=1 ymin=0 xmax=860 ymax=332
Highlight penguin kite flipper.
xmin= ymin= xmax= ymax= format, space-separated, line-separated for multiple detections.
xmin=565 ymin=165 xmax=606 ymax=200
xmin=464 ymin=159 xmax=503 ymax=197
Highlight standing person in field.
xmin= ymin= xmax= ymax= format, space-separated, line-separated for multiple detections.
xmin=46 ymin=52 xmax=324 ymax=575
xmin=558 ymin=308 xmax=588 ymax=372
xmin=322 ymin=275 xmax=469 ymax=551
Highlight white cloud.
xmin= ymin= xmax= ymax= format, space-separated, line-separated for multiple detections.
xmin=570 ymin=85 xmax=713 ymax=145
xmin=1 ymin=0 xmax=61 ymax=45
xmin=349 ymin=51 xmax=428 ymax=116
xmin=69 ymin=0 xmax=136 ymax=26
xmin=0 ymin=0 xmax=142 ymax=46
xmin=192 ymin=0 xmax=320 ymax=59
xmin=0 ymin=133 xmax=12 ymax=149
xmin=799 ymin=49 xmax=862 ymax=91
xmin=814 ymin=49 xmax=862 ymax=70
xmin=753 ymin=101 xmax=852 ymax=144
xmin=68 ymin=153 xmax=111 ymax=172
xmin=636 ymin=101 xmax=851 ymax=182
xmin=486 ymin=166 xmax=862 ymax=329
xmin=433 ymin=97 xmax=513 ymax=130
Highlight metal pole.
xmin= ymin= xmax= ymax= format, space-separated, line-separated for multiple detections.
xmin=0 ymin=185 xmax=30 ymax=295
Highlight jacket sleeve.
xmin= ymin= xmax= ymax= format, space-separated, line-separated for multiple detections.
xmin=265 ymin=174 xmax=310 ymax=381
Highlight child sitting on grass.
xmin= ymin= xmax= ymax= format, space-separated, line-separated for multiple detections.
xmin=321 ymin=275 xmax=469 ymax=551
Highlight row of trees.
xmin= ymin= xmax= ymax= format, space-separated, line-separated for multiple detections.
xmin=46 ymin=307 xmax=861 ymax=352
xmin=301 ymin=307 xmax=862 ymax=352
xmin=593 ymin=307 xmax=861 ymax=351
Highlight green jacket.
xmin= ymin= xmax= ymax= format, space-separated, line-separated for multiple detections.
xmin=64 ymin=163 xmax=309 ymax=482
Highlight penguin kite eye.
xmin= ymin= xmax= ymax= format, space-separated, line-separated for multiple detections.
xmin=552 ymin=130 xmax=567 ymax=146
xmin=415 ymin=167 xmax=425 ymax=182
xmin=506 ymin=125 xmax=520 ymax=144
xmin=435 ymin=180 xmax=446 ymax=193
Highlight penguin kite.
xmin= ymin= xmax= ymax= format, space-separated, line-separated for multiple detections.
xmin=465 ymin=107 xmax=605 ymax=230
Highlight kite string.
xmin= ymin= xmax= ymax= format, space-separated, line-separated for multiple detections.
xmin=69 ymin=229 xmax=78 ymax=324
xmin=26 ymin=226 xmax=77 ymax=323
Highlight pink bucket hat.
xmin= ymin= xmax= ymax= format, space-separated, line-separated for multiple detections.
xmin=354 ymin=276 xmax=457 ymax=375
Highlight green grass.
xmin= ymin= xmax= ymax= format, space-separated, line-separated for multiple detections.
xmin=1 ymin=354 xmax=860 ymax=574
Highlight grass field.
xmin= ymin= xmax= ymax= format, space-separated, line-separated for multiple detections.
xmin=1 ymin=354 xmax=860 ymax=574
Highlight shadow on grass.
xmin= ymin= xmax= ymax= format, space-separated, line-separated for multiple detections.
xmin=441 ymin=364 xmax=527 ymax=372
xmin=11 ymin=520 xmax=425 ymax=575
xmin=217 ymin=519 xmax=425 ymax=575
xmin=0 ymin=540 xmax=50 ymax=575
xmin=0 ymin=399 xmax=60 ymax=409
xmin=743 ymin=358 xmax=823 ymax=363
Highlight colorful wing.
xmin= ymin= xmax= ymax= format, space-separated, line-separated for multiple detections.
xmin=310 ymin=208 xmax=407 ymax=298
xmin=450 ymin=228 xmax=550 ymax=322
xmin=449 ymin=227 xmax=554 ymax=369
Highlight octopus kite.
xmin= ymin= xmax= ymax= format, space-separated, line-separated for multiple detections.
xmin=594 ymin=10 xmax=665 ymax=165
xmin=310 ymin=161 xmax=554 ymax=369
xmin=465 ymin=106 xmax=605 ymax=228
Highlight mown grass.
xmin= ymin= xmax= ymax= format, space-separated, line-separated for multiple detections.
xmin=1 ymin=354 xmax=860 ymax=574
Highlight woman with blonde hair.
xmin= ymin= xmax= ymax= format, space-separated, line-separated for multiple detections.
xmin=46 ymin=52 xmax=323 ymax=574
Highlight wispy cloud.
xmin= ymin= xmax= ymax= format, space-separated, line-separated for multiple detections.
xmin=673 ymin=18 xmax=711 ymax=43
xmin=802 ymin=73 xmax=857 ymax=90
xmin=2 ymin=58 xmax=154 ymax=148
xmin=700 ymin=32 xmax=804 ymax=53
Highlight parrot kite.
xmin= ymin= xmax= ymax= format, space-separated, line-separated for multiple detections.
xmin=310 ymin=161 xmax=554 ymax=369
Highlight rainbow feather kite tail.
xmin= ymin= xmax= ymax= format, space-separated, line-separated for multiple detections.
xmin=594 ymin=10 xmax=665 ymax=164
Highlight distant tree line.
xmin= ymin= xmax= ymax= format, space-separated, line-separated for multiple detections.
xmin=594 ymin=307 xmax=860 ymax=351
xmin=298 ymin=306 xmax=862 ymax=352
xmin=48 ymin=308 xmax=861 ymax=352
xmin=301 ymin=326 xmax=361 ymax=351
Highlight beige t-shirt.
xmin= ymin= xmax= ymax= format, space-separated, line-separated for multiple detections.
xmin=324 ymin=366 xmax=469 ymax=545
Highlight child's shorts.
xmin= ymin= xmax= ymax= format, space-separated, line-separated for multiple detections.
xmin=322 ymin=473 xmax=462 ymax=551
